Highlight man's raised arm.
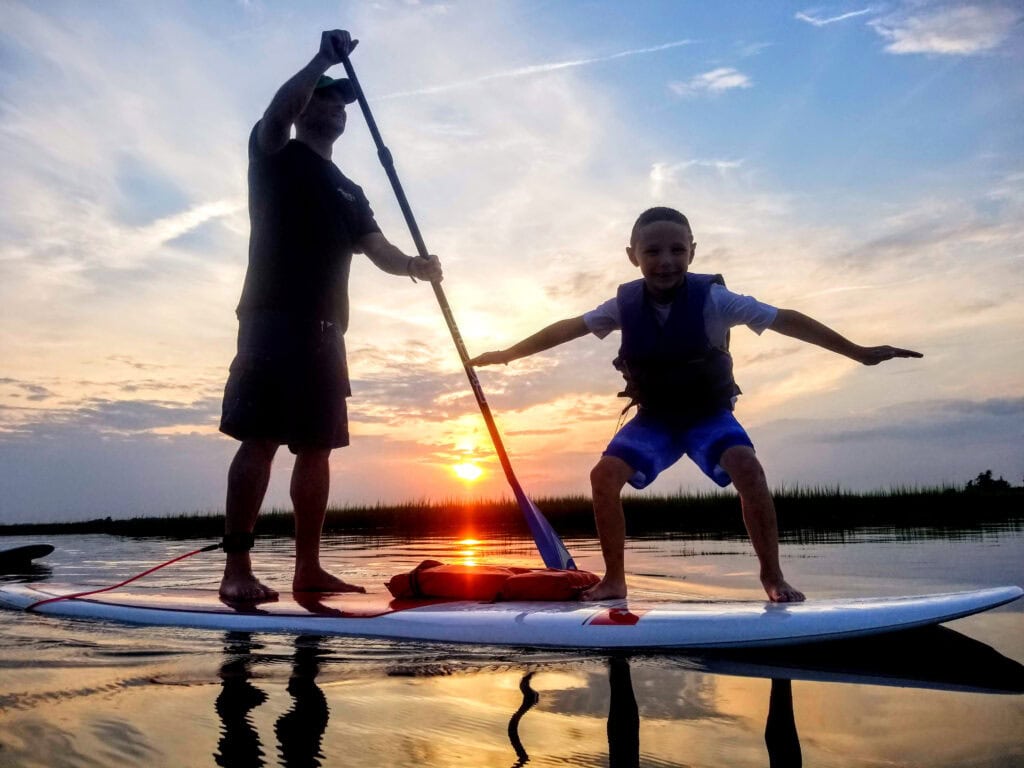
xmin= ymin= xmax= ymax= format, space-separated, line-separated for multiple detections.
xmin=256 ymin=30 xmax=359 ymax=154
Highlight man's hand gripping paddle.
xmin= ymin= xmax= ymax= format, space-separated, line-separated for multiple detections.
xmin=339 ymin=53 xmax=575 ymax=570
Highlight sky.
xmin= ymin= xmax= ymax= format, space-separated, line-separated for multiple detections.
xmin=1 ymin=0 xmax=1022 ymax=524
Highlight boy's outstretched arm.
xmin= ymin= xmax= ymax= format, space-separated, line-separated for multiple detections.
xmin=470 ymin=316 xmax=590 ymax=366
xmin=769 ymin=309 xmax=922 ymax=365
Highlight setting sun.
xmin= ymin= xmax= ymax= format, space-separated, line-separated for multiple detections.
xmin=452 ymin=462 xmax=483 ymax=482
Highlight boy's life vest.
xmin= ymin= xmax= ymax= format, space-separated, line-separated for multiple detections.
xmin=386 ymin=560 xmax=600 ymax=602
xmin=613 ymin=273 xmax=741 ymax=423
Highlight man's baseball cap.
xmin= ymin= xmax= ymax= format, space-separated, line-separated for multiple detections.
xmin=314 ymin=75 xmax=357 ymax=104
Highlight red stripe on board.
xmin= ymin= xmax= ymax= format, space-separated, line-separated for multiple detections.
xmin=587 ymin=608 xmax=648 ymax=626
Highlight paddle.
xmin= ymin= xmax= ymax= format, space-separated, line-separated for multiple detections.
xmin=339 ymin=53 xmax=576 ymax=570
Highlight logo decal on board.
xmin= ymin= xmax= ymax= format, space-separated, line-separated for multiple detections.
xmin=587 ymin=608 xmax=647 ymax=626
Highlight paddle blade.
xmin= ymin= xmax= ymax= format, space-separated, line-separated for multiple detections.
xmin=514 ymin=488 xmax=576 ymax=570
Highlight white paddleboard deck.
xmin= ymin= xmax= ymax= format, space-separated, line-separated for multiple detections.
xmin=0 ymin=583 xmax=1019 ymax=649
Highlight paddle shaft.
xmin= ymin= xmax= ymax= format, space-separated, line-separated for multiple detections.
xmin=338 ymin=56 xmax=541 ymax=514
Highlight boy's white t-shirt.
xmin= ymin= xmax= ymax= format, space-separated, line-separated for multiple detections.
xmin=582 ymin=282 xmax=778 ymax=347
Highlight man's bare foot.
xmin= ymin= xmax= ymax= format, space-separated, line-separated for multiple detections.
xmin=219 ymin=572 xmax=279 ymax=603
xmin=763 ymin=577 xmax=805 ymax=603
xmin=293 ymin=567 xmax=366 ymax=593
xmin=581 ymin=576 xmax=628 ymax=601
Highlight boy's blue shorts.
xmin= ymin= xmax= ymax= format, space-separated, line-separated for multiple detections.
xmin=603 ymin=409 xmax=753 ymax=489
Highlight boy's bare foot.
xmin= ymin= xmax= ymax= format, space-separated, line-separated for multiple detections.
xmin=763 ymin=577 xmax=805 ymax=603
xmin=581 ymin=576 xmax=628 ymax=601
xmin=293 ymin=566 xmax=366 ymax=593
xmin=219 ymin=572 xmax=279 ymax=603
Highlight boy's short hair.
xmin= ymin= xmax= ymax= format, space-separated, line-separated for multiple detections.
xmin=630 ymin=207 xmax=692 ymax=247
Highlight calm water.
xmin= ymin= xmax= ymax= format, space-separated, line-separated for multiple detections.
xmin=0 ymin=526 xmax=1022 ymax=768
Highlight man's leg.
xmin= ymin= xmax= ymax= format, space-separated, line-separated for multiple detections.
xmin=719 ymin=446 xmax=804 ymax=603
xmin=291 ymin=449 xmax=365 ymax=593
xmin=220 ymin=439 xmax=279 ymax=601
xmin=582 ymin=455 xmax=637 ymax=601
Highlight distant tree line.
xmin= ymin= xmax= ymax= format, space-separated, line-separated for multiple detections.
xmin=964 ymin=470 xmax=1021 ymax=493
xmin=0 ymin=469 xmax=1021 ymax=537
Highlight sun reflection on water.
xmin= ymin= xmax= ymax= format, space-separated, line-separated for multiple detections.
xmin=455 ymin=537 xmax=480 ymax=565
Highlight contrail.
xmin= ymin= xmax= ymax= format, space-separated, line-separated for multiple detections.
xmin=795 ymin=8 xmax=874 ymax=27
xmin=378 ymin=39 xmax=695 ymax=99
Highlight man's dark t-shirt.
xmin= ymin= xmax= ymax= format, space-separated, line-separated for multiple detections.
xmin=236 ymin=123 xmax=381 ymax=332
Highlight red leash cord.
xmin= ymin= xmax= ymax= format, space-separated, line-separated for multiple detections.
xmin=26 ymin=543 xmax=222 ymax=611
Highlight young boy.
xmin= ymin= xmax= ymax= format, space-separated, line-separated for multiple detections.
xmin=470 ymin=207 xmax=921 ymax=602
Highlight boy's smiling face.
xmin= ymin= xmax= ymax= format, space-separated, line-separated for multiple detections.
xmin=626 ymin=220 xmax=696 ymax=302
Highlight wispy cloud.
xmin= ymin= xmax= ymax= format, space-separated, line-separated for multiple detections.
xmin=668 ymin=68 xmax=752 ymax=97
xmin=0 ymin=396 xmax=222 ymax=438
xmin=795 ymin=8 xmax=875 ymax=27
xmin=753 ymin=398 xmax=1024 ymax=491
xmin=379 ymin=39 xmax=694 ymax=98
xmin=811 ymin=397 xmax=1024 ymax=443
xmin=0 ymin=379 xmax=55 ymax=403
xmin=870 ymin=4 xmax=1023 ymax=56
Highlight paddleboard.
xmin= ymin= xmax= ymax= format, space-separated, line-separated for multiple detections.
xmin=0 ymin=583 xmax=1019 ymax=649
xmin=0 ymin=544 xmax=55 ymax=573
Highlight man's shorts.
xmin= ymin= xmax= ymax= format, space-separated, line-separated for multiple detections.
xmin=603 ymin=408 xmax=754 ymax=489
xmin=219 ymin=312 xmax=351 ymax=454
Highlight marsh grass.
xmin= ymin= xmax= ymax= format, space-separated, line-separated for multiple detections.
xmin=1 ymin=483 xmax=1020 ymax=540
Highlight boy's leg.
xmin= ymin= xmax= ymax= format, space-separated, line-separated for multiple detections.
xmin=719 ymin=446 xmax=804 ymax=603
xmin=291 ymin=448 xmax=365 ymax=593
xmin=221 ymin=439 xmax=280 ymax=601
xmin=582 ymin=455 xmax=637 ymax=601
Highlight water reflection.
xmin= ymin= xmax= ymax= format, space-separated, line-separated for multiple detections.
xmin=1 ymin=530 xmax=1019 ymax=767
xmin=765 ymin=679 xmax=801 ymax=768
xmin=274 ymin=637 xmax=330 ymax=768
xmin=606 ymin=657 xmax=641 ymax=768
xmin=695 ymin=625 xmax=1024 ymax=694
xmin=506 ymin=671 xmax=538 ymax=767
xmin=212 ymin=633 xmax=812 ymax=768
xmin=215 ymin=633 xmax=269 ymax=767
xmin=508 ymin=656 xmax=802 ymax=768
xmin=216 ymin=633 xmax=331 ymax=768
xmin=209 ymin=626 xmax=1024 ymax=768
xmin=606 ymin=658 xmax=803 ymax=768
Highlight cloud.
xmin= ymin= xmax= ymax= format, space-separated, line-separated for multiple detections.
xmin=650 ymin=160 xmax=745 ymax=197
xmin=0 ymin=396 xmax=222 ymax=438
xmin=379 ymin=38 xmax=695 ymax=99
xmin=740 ymin=347 xmax=803 ymax=366
xmin=829 ymin=190 xmax=1024 ymax=277
xmin=741 ymin=397 xmax=1024 ymax=492
xmin=795 ymin=8 xmax=875 ymax=27
xmin=541 ymin=269 xmax=618 ymax=304
xmin=0 ymin=378 xmax=56 ymax=403
xmin=870 ymin=4 xmax=1023 ymax=55
xmin=669 ymin=68 xmax=752 ymax=97
xmin=810 ymin=397 xmax=1024 ymax=442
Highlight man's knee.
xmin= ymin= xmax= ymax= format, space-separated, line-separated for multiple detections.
xmin=294 ymin=448 xmax=331 ymax=469
xmin=234 ymin=439 xmax=278 ymax=469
